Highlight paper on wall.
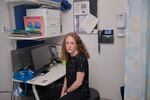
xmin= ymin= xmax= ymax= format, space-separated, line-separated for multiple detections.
xmin=80 ymin=13 xmax=99 ymax=33
xmin=75 ymin=15 xmax=87 ymax=32
xmin=74 ymin=1 xmax=90 ymax=15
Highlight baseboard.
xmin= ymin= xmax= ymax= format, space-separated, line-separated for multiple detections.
xmin=100 ymin=97 xmax=113 ymax=100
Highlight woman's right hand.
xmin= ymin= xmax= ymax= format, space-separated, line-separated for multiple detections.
xmin=60 ymin=92 xmax=67 ymax=97
xmin=60 ymin=77 xmax=67 ymax=97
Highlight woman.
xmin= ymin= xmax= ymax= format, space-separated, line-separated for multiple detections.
xmin=59 ymin=32 xmax=90 ymax=100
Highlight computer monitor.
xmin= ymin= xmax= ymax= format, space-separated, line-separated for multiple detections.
xmin=19 ymin=47 xmax=32 ymax=68
xmin=11 ymin=50 xmax=23 ymax=72
xmin=49 ymin=45 xmax=61 ymax=63
xmin=31 ymin=45 xmax=52 ymax=75
xmin=11 ymin=47 xmax=32 ymax=72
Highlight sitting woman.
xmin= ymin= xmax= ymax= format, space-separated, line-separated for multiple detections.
xmin=59 ymin=32 xmax=90 ymax=100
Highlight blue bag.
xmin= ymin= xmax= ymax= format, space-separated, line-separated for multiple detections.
xmin=61 ymin=0 xmax=71 ymax=11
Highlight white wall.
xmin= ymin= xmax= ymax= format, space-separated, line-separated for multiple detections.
xmin=79 ymin=0 xmax=128 ymax=100
xmin=94 ymin=0 xmax=127 ymax=99
xmin=80 ymin=34 xmax=125 ymax=100
xmin=0 ymin=0 xmax=13 ymax=100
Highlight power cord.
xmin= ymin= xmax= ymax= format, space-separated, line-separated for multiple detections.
xmin=11 ymin=82 xmax=15 ymax=100
xmin=0 ymin=91 xmax=11 ymax=93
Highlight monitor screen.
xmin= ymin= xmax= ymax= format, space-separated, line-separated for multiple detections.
xmin=19 ymin=47 xmax=32 ymax=67
xmin=49 ymin=46 xmax=58 ymax=58
xmin=11 ymin=50 xmax=23 ymax=72
xmin=11 ymin=47 xmax=32 ymax=72
xmin=31 ymin=45 xmax=52 ymax=75
xmin=49 ymin=45 xmax=61 ymax=63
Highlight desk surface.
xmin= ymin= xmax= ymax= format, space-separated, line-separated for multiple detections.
xmin=13 ymin=64 xmax=66 ymax=86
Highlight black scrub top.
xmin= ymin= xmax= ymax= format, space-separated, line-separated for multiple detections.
xmin=66 ymin=53 xmax=89 ymax=94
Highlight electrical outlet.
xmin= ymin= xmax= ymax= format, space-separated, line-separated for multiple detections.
xmin=0 ymin=25 xmax=3 ymax=33
xmin=2 ymin=26 xmax=13 ymax=33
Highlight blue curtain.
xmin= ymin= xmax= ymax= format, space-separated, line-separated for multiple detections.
xmin=125 ymin=0 xmax=150 ymax=100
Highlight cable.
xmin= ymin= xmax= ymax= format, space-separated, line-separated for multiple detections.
xmin=0 ymin=91 xmax=11 ymax=93
xmin=11 ymin=82 xmax=15 ymax=100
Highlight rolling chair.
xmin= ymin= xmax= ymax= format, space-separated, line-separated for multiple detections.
xmin=85 ymin=88 xmax=100 ymax=100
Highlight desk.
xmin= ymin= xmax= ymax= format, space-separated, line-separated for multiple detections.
xmin=13 ymin=64 xmax=66 ymax=100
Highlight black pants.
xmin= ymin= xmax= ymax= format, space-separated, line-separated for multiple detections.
xmin=40 ymin=85 xmax=87 ymax=100
xmin=40 ymin=85 xmax=62 ymax=100
xmin=58 ymin=91 xmax=87 ymax=100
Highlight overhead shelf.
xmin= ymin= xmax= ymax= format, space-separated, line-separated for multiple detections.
xmin=7 ymin=0 xmax=61 ymax=8
xmin=10 ymin=36 xmax=46 ymax=40
xmin=10 ymin=34 xmax=64 ymax=40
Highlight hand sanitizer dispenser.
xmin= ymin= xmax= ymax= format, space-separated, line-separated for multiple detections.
xmin=116 ymin=12 xmax=126 ymax=37
xmin=116 ymin=12 xmax=126 ymax=29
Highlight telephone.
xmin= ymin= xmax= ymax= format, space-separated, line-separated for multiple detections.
xmin=98 ymin=30 xmax=101 ymax=53
xmin=13 ymin=68 xmax=34 ymax=82
xmin=97 ymin=30 xmax=114 ymax=53
xmin=98 ymin=29 xmax=114 ymax=43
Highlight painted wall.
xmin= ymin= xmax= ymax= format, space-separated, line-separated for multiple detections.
xmin=0 ymin=0 xmax=13 ymax=100
xmin=97 ymin=0 xmax=127 ymax=99
xmin=0 ymin=0 xmax=127 ymax=100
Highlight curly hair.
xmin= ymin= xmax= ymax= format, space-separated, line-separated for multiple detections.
xmin=61 ymin=32 xmax=90 ymax=62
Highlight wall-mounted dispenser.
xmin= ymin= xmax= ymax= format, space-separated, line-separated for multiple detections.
xmin=116 ymin=12 xmax=126 ymax=37
xmin=116 ymin=12 xmax=126 ymax=29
